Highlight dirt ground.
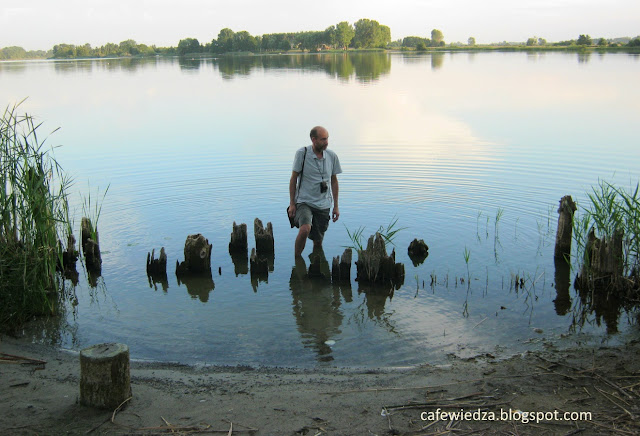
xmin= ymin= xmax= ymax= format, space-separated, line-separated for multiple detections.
xmin=2 ymin=335 xmax=640 ymax=436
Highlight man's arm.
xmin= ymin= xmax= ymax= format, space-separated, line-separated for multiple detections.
xmin=288 ymin=171 xmax=299 ymax=217
xmin=331 ymin=174 xmax=339 ymax=222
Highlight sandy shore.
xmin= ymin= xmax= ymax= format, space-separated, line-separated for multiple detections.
xmin=2 ymin=335 xmax=640 ymax=435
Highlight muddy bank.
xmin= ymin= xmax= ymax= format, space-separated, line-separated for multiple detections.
xmin=1 ymin=336 xmax=640 ymax=435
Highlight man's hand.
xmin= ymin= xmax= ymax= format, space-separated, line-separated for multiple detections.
xmin=288 ymin=204 xmax=296 ymax=218
xmin=332 ymin=206 xmax=340 ymax=222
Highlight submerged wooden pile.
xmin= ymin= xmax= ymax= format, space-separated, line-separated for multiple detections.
xmin=81 ymin=217 xmax=102 ymax=273
xmin=355 ymin=232 xmax=405 ymax=287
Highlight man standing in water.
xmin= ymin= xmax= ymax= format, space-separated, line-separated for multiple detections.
xmin=288 ymin=126 xmax=342 ymax=257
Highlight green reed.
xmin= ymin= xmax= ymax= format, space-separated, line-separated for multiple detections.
xmin=573 ymin=179 xmax=640 ymax=278
xmin=0 ymin=101 xmax=73 ymax=330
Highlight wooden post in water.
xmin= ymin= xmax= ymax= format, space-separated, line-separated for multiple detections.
xmin=81 ymin=217 xmax=102 ymax=272
xmin=254 ymin=218 xmax=274 ymax=255
xmin=80 ymin=343 xmax=131 ymax=409
xmin=554 ymin=195 xmax=577 ymax=260
xmin=228 ymin=222 xmax=248 ymax=254
xmin=332 ymin=248 xmax=352 ymax=283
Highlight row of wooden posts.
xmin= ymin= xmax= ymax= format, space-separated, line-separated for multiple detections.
xmin=146 ymin=218 xmax=431 ymax=287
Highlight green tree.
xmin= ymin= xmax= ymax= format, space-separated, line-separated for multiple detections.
xmin=629 ymin=38 xmax=640 ymax=47
xmin=468 ymin=36 xmax=476 ymax=46
xmin=403 ymin=36 xmax=430 ymax=48
xmin=336 ymin=21 xmax=355 ymax=50
xmin=101 ymin=43 xmax=119 ymax=56
xmin=52 ymin=44 xmax=76 ymax=58
xmin=118 ymin=39 xmax=138 ymax=56
xmin=216 ymin=28 xmax=235 ymax=53
xmin=177 ymin=38 xmax=201 ymax=56
xmin=431 ymin=29 xmax=444 ymax=46
xmin=324 ymin=25 xmax=337 ymax=48
xmin=597 ymin=38 xmax=608 ymax=46
xmin=376 ymin=25 xmax=391 ymax=48
xmin=233 ymin=31 xmax=257 ymax=52
xmin=577 ymin=34 xmax=592 ymax=46
xmin=354 ymin=19 xmax=390 ymax=48
xmin=526 ymin=37 xmax=537 ymax=46
xmin=75 ymin=43 xmax=92 ymax=57
xmin=0 ymin=46 xmax=27 ymax=60
xmin=538 ymin=38 xmax=547 ymax=46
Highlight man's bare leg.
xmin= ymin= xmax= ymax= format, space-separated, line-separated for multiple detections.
xmin=295 ymin=224 xmax=311 ymax=257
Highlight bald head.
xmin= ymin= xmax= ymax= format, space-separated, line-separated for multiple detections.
xmin=310 ymin=126 xmax=328 ymax=140
xmin=310 ymin=126 xmax=329 ymax=153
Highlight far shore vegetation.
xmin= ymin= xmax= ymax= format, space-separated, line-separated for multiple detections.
xmin=2 ymin=18 xmax=640 ymax=61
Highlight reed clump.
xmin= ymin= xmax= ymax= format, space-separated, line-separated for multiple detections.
xmin=0 ymin=102 xmax=73 ymax=330
xmin=573 ymin=179 xmax=640 ymax=300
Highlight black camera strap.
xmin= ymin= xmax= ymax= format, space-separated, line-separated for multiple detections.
xmin=295 ymin=145 xmax=309 ymax=202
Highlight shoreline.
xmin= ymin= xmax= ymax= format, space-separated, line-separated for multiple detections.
xmin=2 ymin=334 xmax=640 ymax=435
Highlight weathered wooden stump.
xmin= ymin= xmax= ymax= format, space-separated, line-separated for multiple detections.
xmin=554 ymin=195 xmax=577 ymax=260
xmin=229 ymin=222 xmax=248 ymax=253
xmin=81 ymin=217 xmax=102 ymax=272
xmin=146 ymin=247 xmax=167 ymax=276
xmin=355 ymin=233 xmax=405 ymax=286
xmin=331 ymin=248 xmax=352 ymax=283
xmin=407 ymin=238 xmax=429 ymax=266
xmin=254 ymin=218 xmax=274 ymax=255
xmin=58 ymin=233 xmax=79 ymax=283
xmin=80 ymin=343 xmax=131 ymax=409
xmin=575 ymin=227 xmax=624 ymax=291
xmin=176 ymin=234 xmax=212 ymax=276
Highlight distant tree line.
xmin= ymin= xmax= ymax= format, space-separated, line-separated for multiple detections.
xmin=50 ymin=39 xmax=174 ymax=58
xmin=176 ymin=18 xmax=391 ymax=56
xmin=2 ymin=25 xmax=640 ymax=61
xmin=0 ymin=46 xmax=50 ymax=60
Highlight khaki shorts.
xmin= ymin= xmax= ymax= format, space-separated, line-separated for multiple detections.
xmin=295 ymin=203 xmax=330 ymax=243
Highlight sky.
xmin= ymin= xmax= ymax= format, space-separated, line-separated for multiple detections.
xmin=1 ymin=0 xmax=639 ymax=51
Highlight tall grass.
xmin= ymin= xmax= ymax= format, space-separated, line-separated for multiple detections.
xmin=573 ymin=179 xmax=640 ymax=279
xmin=0 ymin=101 xmax=73 ymax=330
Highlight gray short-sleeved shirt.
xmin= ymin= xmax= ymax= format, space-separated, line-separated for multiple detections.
xmin=292 ymin=146 xmax=342 ymax=210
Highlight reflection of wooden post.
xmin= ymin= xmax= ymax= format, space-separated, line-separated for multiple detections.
xmin=80 ymin=343 xmax=131 ymax=409
xmin=554 ymin=195 xmax=577 ymax=260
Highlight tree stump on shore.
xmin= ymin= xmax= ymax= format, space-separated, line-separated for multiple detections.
xmin=81 ymin=217 xmax=102 ymax=272
xmin=80 ymin=343 xmax=131 ymax=409
xmin=176 ymin=234 xmax=212 ymax=277
xmin=332 ymin=248 xmax=352 ymax=283
xmin=554 ymin=195 xmax=577 ymax=260
xmin=229 ymin=222 xmax=248 ymax=254
xmin=254 ymin=218 xmax=274 ymax=255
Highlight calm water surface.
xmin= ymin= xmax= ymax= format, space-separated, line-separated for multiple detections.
xmin=1 ymin=51 xmax=639 ymax=366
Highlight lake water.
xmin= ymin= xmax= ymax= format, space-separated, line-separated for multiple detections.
xmin=2 ymin=51 xmax=639 ymax=367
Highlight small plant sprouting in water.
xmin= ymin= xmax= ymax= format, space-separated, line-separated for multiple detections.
xmin=495 ymin=208 xmax=504 ymax=239
xmin=463 ymin=246 xmax=471 ymax=286
xmin=343 ymin=215 xmax=406 ymax=252
xmin=80 ymin=183 xmax=110 ymax=241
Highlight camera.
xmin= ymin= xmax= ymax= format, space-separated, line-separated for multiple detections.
xmin=320 ymin=181 xmax=328 ymax=193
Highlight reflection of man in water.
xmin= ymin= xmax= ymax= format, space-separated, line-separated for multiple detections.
xmin=289 ymin=247 xmax=343 ymax=362
xmin=288 ymin=126 xmax=342 ymax=257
